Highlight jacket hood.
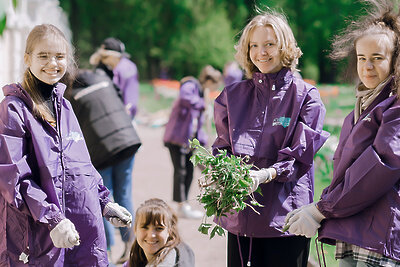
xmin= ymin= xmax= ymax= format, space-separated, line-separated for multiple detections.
xmin=2 ymin=82 xmax=67 ymax=108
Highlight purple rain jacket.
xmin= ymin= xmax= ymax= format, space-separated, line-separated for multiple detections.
xmin=317 ymin=79 xmax=400 ymax=261
xmin=212 ymin=68 xmax=329 ymax=237
xmin=113 ymin=57 xmax=139 ymax=118
xmin=0 ymin=83 xmax=110 ymax=266
xmin=163 ymin=78 xmax=207 ymax=147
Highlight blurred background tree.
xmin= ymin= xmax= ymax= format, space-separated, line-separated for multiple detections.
xmin=57 ymin=0 xmax=365 ymax=82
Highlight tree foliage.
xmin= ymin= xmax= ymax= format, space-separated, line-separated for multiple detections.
xmin=59 ymin=0 xmax=367 ymax=82
xmin=60 ymin=0 xmax=248 ymax=80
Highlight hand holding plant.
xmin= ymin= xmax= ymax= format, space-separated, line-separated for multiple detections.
xmin=189 ymin=138 xmax=263 ymax=239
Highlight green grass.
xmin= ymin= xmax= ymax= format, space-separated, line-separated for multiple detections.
xmin=138 ymin=82 xmax=354 ymax=266
xmin=137 ymin=83 xmax=174 ymax=113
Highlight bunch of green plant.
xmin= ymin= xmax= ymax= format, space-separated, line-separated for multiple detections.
xmin=189 ymin=138 xmax=263 ymax=239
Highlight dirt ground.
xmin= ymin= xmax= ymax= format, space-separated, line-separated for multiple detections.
xmin=109 ymin=123 xmax=226 ymax=266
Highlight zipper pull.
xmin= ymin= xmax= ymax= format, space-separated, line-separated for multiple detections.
xmin=271 ymin=84 xmax=275 ymax=91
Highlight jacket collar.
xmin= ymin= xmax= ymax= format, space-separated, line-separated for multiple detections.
xmin=2 ymin=82 xmax=66 ymax=108
xmin=252 ymin=68 xmax=293 ymax=90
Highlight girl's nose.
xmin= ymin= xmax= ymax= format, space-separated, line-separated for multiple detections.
xmin=261 ymin=47 xmax=268 ymax=55
xmin=47 ymin=56 xmax=58 ymax=65
xmin=366 ymin=60 xmax=374 ymax=69
xmin=151 ymin=231 xmax=156 ymax=237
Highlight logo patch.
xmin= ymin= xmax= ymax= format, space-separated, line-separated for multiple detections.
xmin=65 ymin=132 xmax=84 ymax=142
xmin=272 ymin=117 xmax=291 ymax=128
xmin=362 ymin=114 xmax=371 ymax=122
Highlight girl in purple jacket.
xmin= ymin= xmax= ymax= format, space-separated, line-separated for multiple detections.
xmin=212 ymin=9 xmax=328 ymax=267
xmin=285 ymin=1 xmax=400 ymax=266
xmin=163 ymin=65 xmax=222 ymax=219
xmin=0 ymin=24 xmax=132 ymax=266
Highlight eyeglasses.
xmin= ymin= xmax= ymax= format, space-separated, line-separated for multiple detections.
xmin=33 ymin=52 xmax=67 ymax=64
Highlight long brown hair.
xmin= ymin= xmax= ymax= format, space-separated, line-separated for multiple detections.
xmin=22 ymin=24 xmax=77 ymax=123
xmin=330 ymin=0 xmax=400 ymax=97
xmin=128 ymin=198 xmax=181 ymax=267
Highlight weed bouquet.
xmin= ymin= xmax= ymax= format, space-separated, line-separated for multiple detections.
xmin=189 ymin=139 xmax=263 ymax=239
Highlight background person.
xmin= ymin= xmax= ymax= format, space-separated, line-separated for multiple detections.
xmin=0 ymin=24 xmax=131 ymax=266
xmin=285 ymin=1 xmax=400 ymax=266
xmin=68 ymin=67 xmax=142 ymax=264
xmin=90 ymin=37 xmax=139 ymax=119
xmin=212 ymin=9 xmax=329 ymax=267
xmin=163 ymin=65 xmax=222 ymax=219
xmin=223 ymin=61 xmax=243 ymax=86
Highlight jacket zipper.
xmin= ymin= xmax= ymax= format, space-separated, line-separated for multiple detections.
xmin=54 ymin=93 xmax=66 ymax=213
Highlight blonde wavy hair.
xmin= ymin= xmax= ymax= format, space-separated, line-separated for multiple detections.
xmin=235 ymin=8 xmax=302 ymax=79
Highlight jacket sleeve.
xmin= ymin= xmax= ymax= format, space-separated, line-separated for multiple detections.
xmin=95 ymin=169 xmax=111 ymax=212
xmin=0 ymin=100 xmax=65 ymax=230
xmin=119 ymin=64 xmax=139 ymax=118
xmin=317 ymin=103 xmax=400 ymax=218
xmin=212 ymin=88 xmax=233 ymax=155
xmin=272 ymin=88 xmax=329 ymax=182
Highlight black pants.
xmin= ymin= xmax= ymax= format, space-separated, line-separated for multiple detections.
xmin=167 ymin=144 xmax=193 ymax=202
xmin=228 ymin=232 xmax=310 ymax=267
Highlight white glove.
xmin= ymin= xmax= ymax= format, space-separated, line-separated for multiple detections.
xmin=50 ymin=218 xmax=80 ymax=248
xmin=248 ymin=168 xmax=272 ymax=193
xmin=284 ymin=203 xmax=325 ymax=238
xmin=103 ymin=202 xmax=132 ymax=227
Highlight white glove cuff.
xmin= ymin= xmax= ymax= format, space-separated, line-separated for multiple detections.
xmin=310 ymin=204 xmax=325 ymax=222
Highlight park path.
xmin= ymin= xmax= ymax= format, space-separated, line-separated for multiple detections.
xmin=110 ymin=123 xmax=227 ymax=267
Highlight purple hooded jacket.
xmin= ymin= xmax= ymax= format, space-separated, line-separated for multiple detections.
xmin=212 ymin=68 xmax=329 ymax=237
xmin=163 ymin=78 xmax=207 ymax=147
xmin=224 ymin=65 xmax=243 ymax=87
xmin=0 ymin=83 xmax=110 ymax=266
xmin=317 ymin=79 xmax=400 ymax=261
xmin=113 ymin=57 xmax=139 ymax=118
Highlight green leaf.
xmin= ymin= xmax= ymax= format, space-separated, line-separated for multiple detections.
xmin=191 ymin=141 xmax=262 ymax=238
xmin=210 ymin=226 xmax=218 ymax=239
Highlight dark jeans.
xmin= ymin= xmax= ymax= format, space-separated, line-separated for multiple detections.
xmin=167 ymin=144 xmax=193 ymax=202
xmin=228 ymin=232 xmax=310 ymax=267
xmin=98 ymin=155 xmax=135 ymax=249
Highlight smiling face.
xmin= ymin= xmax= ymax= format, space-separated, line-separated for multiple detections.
xmin=249 ymin=25 xmax=283 ymax=74
xmin=25 ymin=35 xmax=67 ymax=85
xmin=135 ymin=215 xmax=170 ymax=262
xmin=356 ymin=34 xmax=393 ymax=89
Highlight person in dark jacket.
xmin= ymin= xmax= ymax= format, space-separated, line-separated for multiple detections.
xmin=163 ymin=65 xmax=222 ymax=219
xmin=285 ymin=1 xmax=400 ymax=266
xmin=68 ymin=67 xmax=142 ymax=264
xmin=212 ymin=9 xmax=329 ymax=267
xmin=0 ymin=24 xmax=131 ymax=266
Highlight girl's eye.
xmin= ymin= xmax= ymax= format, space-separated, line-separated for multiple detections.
xmin=373 ymin=57 xmax=383 ymax=60
xmin=266 ymin=43 xmax=274 ymax=47
xmin=57 ymin=55 xmax=65 ymax=60
xmin=39 ymin=55 xmax=48 ymax=59
xmin=250 ymin=44 xmax=257 ymax=48
xmin=358 ymin=57 xmax=366 ymax=61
